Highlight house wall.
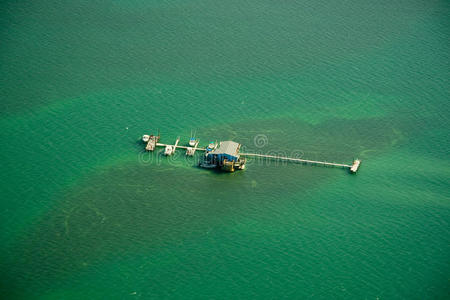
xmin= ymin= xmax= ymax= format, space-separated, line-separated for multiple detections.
xmin=212 ymin=153 xmax=238 ymax=163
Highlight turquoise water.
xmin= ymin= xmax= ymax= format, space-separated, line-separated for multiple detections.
xmin=1 ymin=0 xmax=449 ymax=298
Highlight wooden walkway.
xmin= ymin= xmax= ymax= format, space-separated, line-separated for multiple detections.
xmin=156 ymin=143 xmax=206 ymax=151
xmin=144 ymin=135 xmax=361 ymax=173
xmin=239 ymin=153 xmax=353 ymax=168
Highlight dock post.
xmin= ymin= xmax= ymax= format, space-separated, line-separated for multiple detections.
xmin=172 ymin=137 xmax=180 ymax=154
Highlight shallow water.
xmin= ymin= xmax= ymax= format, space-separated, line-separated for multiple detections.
xmin=1 ymin=0 xmax=449 ymax=298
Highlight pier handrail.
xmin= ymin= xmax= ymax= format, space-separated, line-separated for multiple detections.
xmin=239 ymin=153 xmax=352 ymax=168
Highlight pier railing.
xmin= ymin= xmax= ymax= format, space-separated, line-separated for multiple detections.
xmin=240 ymin=153 xmax=352 ymax=168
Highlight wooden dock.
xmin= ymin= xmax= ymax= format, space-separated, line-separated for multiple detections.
xmin=240 ymin=153 xmax=361 ymax=173
xmin=172 ymin=137 xmax=180 ymax=154
xmin=145 ymin=134 xmax=160 ymax=151
xmin=186 ymin=141 xmax=200 ymax=156
xmin=142 ymin=133 xmax=361 ymax=173
xmin=156 ymin=143 xmax=206 ymax=151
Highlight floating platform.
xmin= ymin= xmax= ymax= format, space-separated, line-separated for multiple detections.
xmin=350 ymin=159 xmax=361 ymax=173
xmin=144 ymin=134 xmax=160 ymax=151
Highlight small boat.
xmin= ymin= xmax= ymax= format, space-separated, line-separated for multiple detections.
xmin=206 ymin=141 xmax=216 ymax=151
xmin=164 ymin=145 xmax=174 ymax=156
xmin=189 ymin=130 xmax=198 ymax=146
xmin=189 ymin=137 xmax=197 ymax=147
xmin=142 ymin=135 xmax=150 ymax=143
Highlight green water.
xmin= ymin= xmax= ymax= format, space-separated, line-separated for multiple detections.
xmin=1 ymin=0 xmax=449 ymax=298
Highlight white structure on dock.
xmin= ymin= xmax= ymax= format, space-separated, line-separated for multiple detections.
xmin=164 ymin=137 xmax=180 ymax=156
xmin=186 ymin=140 xmax=199 ymax=156
xmin=350 ymin=159 xmax=361 ymax=173
xmin=144 ymin=134 xmax=160 ymax=151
